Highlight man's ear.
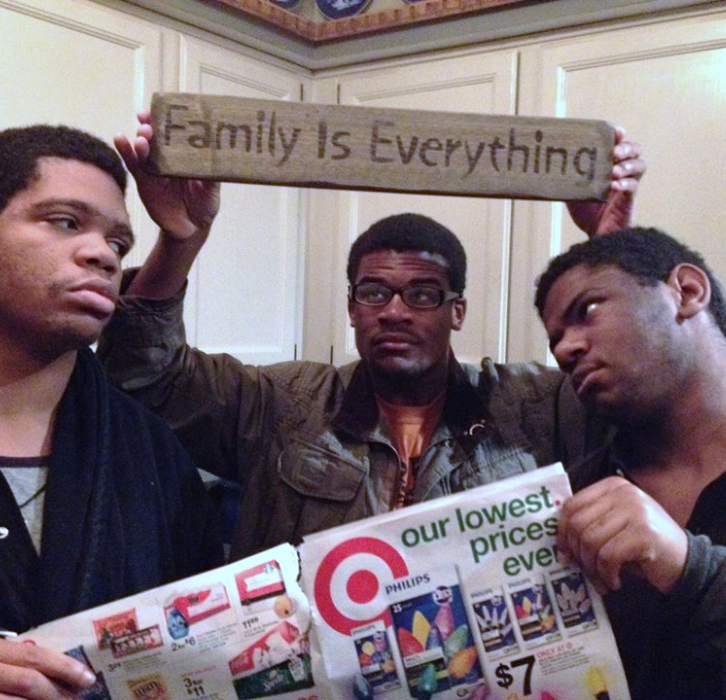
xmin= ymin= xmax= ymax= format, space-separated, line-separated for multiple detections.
xmin=348 ymin=298 xmax=356 ymax=327
xmin=451 ymin=297 xmax=467 ymax=331
xmin=667 ymin=263 xmax=711 ymax=320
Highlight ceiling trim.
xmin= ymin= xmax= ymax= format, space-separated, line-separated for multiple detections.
xmin=210 ymin=0 xmax=534 ymax=42
xmin=115 ymin=0 xmax=721 ymax=71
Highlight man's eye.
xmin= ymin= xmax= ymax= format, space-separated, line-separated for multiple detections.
xmin=583 ymin=301 xmax=600 ymax=316
xmin=409 ymin=287 xmax=438 ymax=303
xmin=358 ymin=285 xmax=388 ymax=302
xmin=49 ymin=216 xmax=78 ymax=230
xmin=107 ymin=239 xmax=129 ymax=257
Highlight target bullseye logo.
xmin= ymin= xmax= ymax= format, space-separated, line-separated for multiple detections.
xmin=313 ymin=537 xmax=409 ymax=635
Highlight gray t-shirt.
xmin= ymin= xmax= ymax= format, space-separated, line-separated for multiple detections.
xmin=0 ymin=456 xmax=49 ymax=553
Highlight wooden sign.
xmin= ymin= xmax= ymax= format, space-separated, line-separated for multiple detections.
xmin=149 ymin=92 xmax=614 ymax=201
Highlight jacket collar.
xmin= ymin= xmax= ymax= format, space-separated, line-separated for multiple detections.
xmin=333 ymin=354 xmax=494 ymax=446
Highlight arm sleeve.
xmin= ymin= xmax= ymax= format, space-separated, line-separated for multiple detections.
xmin=667 ymin=532 xmax=726 ymax=664
xmin=97 ymin=271 xmax=271 ymax=484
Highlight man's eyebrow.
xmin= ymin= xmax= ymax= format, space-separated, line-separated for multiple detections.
xmin=33 ymin=198 xmax=135 ymax=248
xmin=356 ymin=275 xmax=446 ymax=286
xmin=33 ymin=197 xmax=96 ymax=214
xmin=409 ymin=277 xmax=448 ymax=286
xmin=545 ymin=289 xmax=585 ymax=348
xmin=559 ymin=284 xmax=608 ymax=324
xmin=561 ymin=290 xmax=586 ymax=323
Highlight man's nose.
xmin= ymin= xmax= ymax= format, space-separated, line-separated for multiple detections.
xmin=75 ymin=232 xmax=120 ymax=276
xmin=552 ymin=328 xmax=586 ymax=371
xmin=378 ymin=291 xmax=412 ymax=319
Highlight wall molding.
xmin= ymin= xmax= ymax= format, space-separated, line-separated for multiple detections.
xmin=211 ymin=0 xmax=532 ymax=42
xmin=114 ymin=0 xmax=720 ymax=70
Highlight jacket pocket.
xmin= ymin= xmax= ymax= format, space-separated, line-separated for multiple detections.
xmin=277 ymin=439 xmax=366 ymax=502
xmin=455 ymin=444 xmax=538 ymax=491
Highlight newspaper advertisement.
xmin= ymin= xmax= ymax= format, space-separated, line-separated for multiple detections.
xmin=299 ymin=464 xmax=630 ymax=700
xmin=18 ymin=543 xmax=321 ymax=700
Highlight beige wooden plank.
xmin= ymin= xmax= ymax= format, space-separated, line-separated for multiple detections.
xmin=149 ymin=92 xmax=614 ymax=201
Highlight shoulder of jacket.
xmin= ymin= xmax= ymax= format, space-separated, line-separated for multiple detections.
xmin=260 ymin=360 xmax=357 ymax=399
xmin=476 ymin=357 xmax=567 ymax=402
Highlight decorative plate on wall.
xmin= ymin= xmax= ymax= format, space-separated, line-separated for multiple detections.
xmin=315 ymin=0 xmax=373 ymax=21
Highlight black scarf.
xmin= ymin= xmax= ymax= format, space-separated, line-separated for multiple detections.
xmin=0 ymin=349 xmax=221 ymax=632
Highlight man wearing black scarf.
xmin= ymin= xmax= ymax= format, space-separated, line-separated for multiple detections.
xmin=0 ymin=125 xmax=222 ymax=698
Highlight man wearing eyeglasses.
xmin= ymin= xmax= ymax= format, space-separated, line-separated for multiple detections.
xmin=99 ymin=116 xmax=644 ymax=560
xmin=344 ymin=215 xmax=470 ymax=511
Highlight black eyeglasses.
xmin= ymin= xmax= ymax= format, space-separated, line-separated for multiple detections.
xmin=350 ymin=283 xmax=461 ymax=309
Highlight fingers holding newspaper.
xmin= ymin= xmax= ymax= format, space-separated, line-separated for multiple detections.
xmin=556 ymin=476 xmax=688 ymax=595
xmin=0 ymin=638 xmax=95 ymax=700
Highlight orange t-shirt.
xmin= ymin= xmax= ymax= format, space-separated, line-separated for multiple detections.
xmin=376 ymin=391 xmax=446 ymax=508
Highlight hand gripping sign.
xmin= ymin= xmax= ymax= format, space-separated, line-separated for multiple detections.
xmin=148 ymin=92 xmax=614 ymax=201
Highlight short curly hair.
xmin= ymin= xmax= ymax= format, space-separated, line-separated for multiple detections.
xmin=535 ymin=226 xmax=726 ymax=339
xmin=0 ymin=124 xmax=126 ymax=214
xmin=347 ymin=213 xmax=467 ymax=294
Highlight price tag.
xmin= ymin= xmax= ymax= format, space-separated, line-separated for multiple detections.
xmin=184 ymin=677 xmax=206 ymax=697
xmin=171 ymin=635 xmax=197 ymax=652
xmin=495 ymin=654 xmax=537 ymax=695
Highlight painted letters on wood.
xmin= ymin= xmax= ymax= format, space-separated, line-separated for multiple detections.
xmin=149 ymin=93 xmax=614 ymax=201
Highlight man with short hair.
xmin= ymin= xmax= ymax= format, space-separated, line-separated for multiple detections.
xmin=535 ymin=227 xmax=726 ymax=699
xmin=0 ymin=124 xmax=222 ymax=699
xmin=98 ymin=115 xmax=643 ymax=561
